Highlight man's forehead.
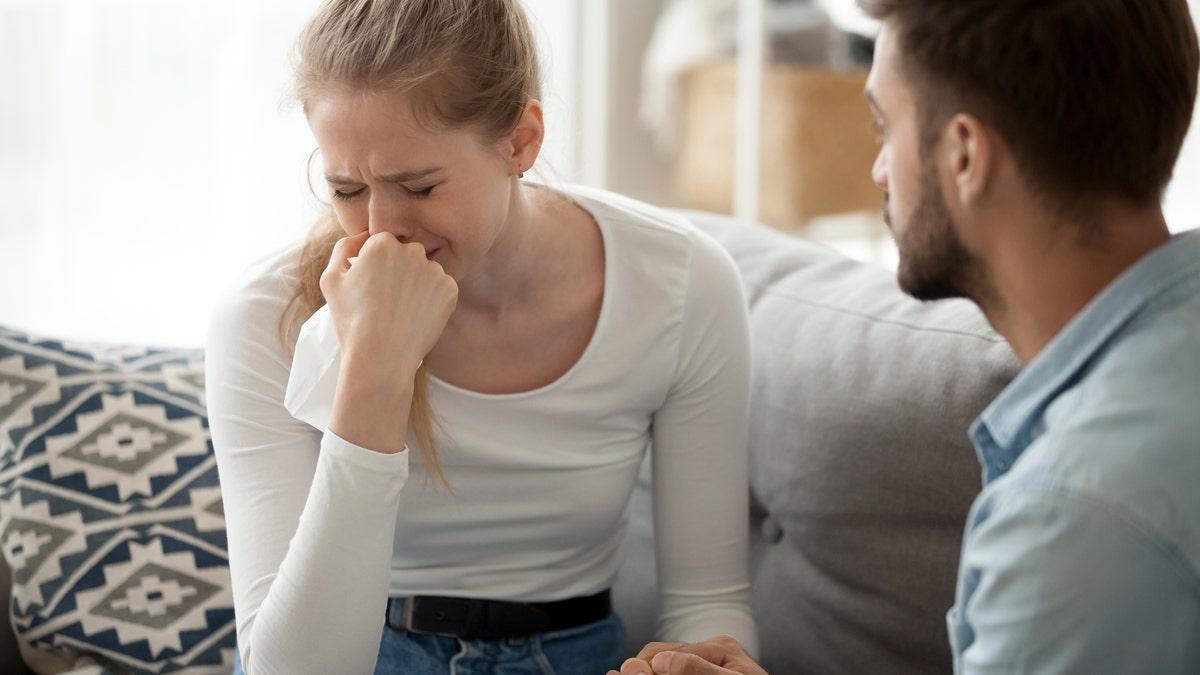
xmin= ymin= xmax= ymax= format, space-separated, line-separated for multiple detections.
xmin=865 ymin=24 xmax=908 ymax=110
xmin=868 ymin=25 xmax=896 ymax=81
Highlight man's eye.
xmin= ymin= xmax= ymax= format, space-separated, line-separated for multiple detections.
xmin=332 ymin=187 xmax=365 ymax=201
xmin=405 ymin=185 xmax=435 ymax=199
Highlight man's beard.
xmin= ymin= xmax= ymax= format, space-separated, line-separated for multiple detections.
xmin=886 ymin=154 xmax=983 ymax=303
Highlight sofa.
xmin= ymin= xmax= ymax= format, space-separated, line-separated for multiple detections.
xmin=0 ymin=210 xmax=1019 ymax=674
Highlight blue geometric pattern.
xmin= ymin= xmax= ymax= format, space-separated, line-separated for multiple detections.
xmin=0 ymin=326 xmax=235 ymax=674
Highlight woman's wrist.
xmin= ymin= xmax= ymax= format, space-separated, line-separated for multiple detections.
xmin=339 ymin=342 xmax=424 ymax=382
xmin=327 ymin=351 xmax=418 ymax=454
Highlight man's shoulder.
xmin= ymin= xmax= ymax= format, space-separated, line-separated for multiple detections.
xmin=1043 ymin=274 xmax=1200 ymax=438
xmin=1072 ymin=289 xmax=1200 ymax=439
xmin=958 ymin=467 xmax=1200 ymax=673
xmin=1000 ymin=313 xmax=1200 ymax=576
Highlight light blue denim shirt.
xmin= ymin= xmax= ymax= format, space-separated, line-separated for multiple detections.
xmin=949 ymin=229 xmax=1200 ymax=673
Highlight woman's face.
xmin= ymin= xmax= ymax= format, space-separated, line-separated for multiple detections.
xmin=306 ymin=88 xmax=517 ymax=283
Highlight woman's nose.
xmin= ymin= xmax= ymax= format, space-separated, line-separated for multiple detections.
xmin=367 ymin=196 xmax=416 ymax=240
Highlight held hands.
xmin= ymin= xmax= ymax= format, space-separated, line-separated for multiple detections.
xmin=609 ymin=636 xmax=768 ymax=675
xmin=321 ymin=232 xmax=458 ymax=372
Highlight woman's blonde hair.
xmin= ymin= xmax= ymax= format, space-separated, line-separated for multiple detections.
xmin=281 ymin=0 xmax=543 ymax=484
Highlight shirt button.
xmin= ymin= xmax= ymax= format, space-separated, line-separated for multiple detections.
xmin=761 ymin=517 xmax=784 ymax=544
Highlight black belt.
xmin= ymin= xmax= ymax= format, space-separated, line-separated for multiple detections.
xmin=384 ymin=590 xmax=611 ymax=641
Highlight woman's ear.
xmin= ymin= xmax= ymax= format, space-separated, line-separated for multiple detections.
xmin=507 ymin=99 xmax=544 ymax=176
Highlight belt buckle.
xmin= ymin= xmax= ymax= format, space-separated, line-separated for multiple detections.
xmin=403 ymin=596 xmax=472 ymax=638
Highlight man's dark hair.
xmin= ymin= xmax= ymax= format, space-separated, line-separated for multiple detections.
xmin=858 ymin=0 xmax=1199 ymax=207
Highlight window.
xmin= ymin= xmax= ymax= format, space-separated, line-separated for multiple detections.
xmin=0 ymin=0 xmax=578 ymax=346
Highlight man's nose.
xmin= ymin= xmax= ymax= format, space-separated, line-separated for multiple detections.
xmin=871 ymin=149 xmax=888 ymax=191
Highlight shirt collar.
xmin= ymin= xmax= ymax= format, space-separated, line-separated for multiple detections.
xmin=970 ymin=230 xmax=1200 ymax=472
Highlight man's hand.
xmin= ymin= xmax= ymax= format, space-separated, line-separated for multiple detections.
xmin=608 ymin=635 xmax=768 ymax=675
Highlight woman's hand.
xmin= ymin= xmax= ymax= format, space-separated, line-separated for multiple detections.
xmin=321 ymin=231 xmax=458 ymax=453
xmin=609 ymin=636 xmax=768 ymax=675
xmin=322 ymin=231 xmax=458 ymax=368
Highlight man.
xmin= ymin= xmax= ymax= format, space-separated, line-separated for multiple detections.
xmin=612 ymin=0 xmax=1200 ymax=673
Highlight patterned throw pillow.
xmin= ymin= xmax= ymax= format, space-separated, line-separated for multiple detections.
xmin=0 ymin=326 xmax=235 ymax=674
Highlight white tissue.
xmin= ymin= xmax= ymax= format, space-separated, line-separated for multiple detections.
xmin=283 ymin=305 xmax=342 ymax=431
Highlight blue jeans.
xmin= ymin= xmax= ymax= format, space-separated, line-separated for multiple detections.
xmin=233 ymin=611 xmax=626 ymax=674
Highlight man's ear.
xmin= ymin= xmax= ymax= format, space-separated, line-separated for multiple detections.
xmin=507 ymin=99 xmax=544 ymax=176
xmin=943 ymin=113 xmax=994 ymax=207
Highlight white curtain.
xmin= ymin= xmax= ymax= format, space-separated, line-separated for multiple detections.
xmin=0 ymin=0 xmax=577 ymax=347
xmin=0 ymin=0 xmax=325 ymax=346
xmin=0 ymin=0 xmax=1195 ymax=347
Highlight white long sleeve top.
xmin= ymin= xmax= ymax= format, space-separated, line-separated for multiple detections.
xmin=205 ymin=186 xmax=758 ymax=675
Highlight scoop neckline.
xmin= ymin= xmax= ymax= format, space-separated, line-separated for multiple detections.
xmin=428 ymin=192 xmax=612 ymax=401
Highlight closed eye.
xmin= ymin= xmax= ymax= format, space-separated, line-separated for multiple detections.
xmin=405 ymin=185 xmax=436 ymax=199
xmin=332 ymin=187 xmax=365 ymax=201
xmin=868 ymin=120 xmax=885 ymax=142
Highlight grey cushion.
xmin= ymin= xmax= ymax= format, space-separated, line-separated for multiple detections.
xmin=614 ymin=211 xmax=1019 ymax=674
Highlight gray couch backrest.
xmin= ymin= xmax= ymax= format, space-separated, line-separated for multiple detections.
xmin=614 ymin=211 xmax=1019 ymax=675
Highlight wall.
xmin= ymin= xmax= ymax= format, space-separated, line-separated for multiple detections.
xmin=603 ymin=0 xmax=676 ymax=206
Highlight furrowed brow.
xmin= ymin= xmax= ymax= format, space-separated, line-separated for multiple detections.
xmin=324 ymin=167 xmax=442 ymax=185
xmin=324 ymin=174 xmax=359 ymax=186
xmin=378 ymin=168 xmax=442 ymax=184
